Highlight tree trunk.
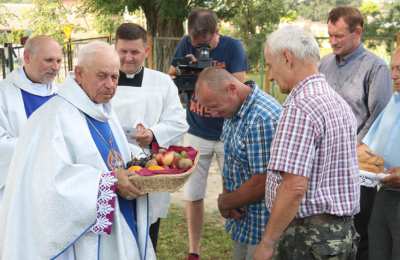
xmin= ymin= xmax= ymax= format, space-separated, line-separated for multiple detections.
xmin=141 ymin=2 xmax=185 ymax=73
xmin=155 ymin=17 xmax=184 ymax=72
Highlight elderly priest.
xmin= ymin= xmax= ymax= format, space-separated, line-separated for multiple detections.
xmin=0 ymin=41 xmax=155 ymax=260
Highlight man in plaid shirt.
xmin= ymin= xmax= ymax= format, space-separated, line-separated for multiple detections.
xmin=254 ymin=25 xmax=360 ymax=260
xmin=195 ymin=67 xmax=281 ymax=260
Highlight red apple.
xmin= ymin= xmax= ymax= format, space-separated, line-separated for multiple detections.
xmin=161 ymin=151 xmax=174 ymax=166
xmin=155 ymin=153 xmax=163 ymax=165
xmin=171 ymin=156 xmax=181 ymax=169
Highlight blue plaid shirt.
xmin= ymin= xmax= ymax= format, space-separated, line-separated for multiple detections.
xmin=222 ymin=84 xmax=282 ymax=245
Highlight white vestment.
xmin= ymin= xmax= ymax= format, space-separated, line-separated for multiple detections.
xmin=113 ymin=68 xmax=188 ymax=223
xmin=0 ymin=76 xmax=155 ymax=260
xmin=0 ymin=68 xmax=57 ymax=205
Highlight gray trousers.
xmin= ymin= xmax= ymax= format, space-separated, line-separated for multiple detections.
xmin=368 ymin=189 xmax=400 ymax=260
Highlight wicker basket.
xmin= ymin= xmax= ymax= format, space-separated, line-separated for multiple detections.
xmin=128 ymin=153 xmax=199 ymax=193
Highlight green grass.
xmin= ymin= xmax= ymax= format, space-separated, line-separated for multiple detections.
xmin=157 ymin=204 xmax=233 ymax=260
xmin=247 ymin=72 xmax=287 ymax=104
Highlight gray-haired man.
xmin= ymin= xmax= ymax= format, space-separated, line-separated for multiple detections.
xmin=254 ymin=25 xmax=359 ymax=260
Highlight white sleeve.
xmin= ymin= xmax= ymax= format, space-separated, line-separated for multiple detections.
xmin=149 ymin=76 xmax=188 ymax=147
xmin=0 ymin=99 xmax=18 ymax=189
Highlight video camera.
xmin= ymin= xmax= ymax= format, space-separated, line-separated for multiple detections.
xmin=173 ymin=44 xmax=213 ymax=102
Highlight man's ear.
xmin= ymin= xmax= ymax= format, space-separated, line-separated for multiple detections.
xmin=145 ymin=46 xmax=150 ymax=59
xmin=226 ymin=82 xmax=237 ymax=96
xmin=353 ymin=26 xmax=362 ymax=38
xmin=282 ymin=49 xmax=294 ymax=69
xmin=74 ymin=66 xmax=83 ymax=83
xmin=23 ymin=51 xmax=31 ymax=65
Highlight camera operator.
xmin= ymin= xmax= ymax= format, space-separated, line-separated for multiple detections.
xmin=168 ymin=8 xmax=248 ymax=260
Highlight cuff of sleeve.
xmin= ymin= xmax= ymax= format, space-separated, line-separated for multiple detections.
xmin=90 ymin=171 xmax=117 ymax=235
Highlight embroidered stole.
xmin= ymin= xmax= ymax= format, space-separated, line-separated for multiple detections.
xmin=85 ymin=115 xmax=139 ymax=242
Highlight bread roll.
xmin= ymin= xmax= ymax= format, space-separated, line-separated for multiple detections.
xmin=357 ymin=144 xmax=384 ymax=167
xmin=359 ymin=162 xmax=384 ymax=173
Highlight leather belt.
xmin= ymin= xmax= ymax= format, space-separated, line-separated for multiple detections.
xmin=290 ymin=214 xmax=353 ymax=226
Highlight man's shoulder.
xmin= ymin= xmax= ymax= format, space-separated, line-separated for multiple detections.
xmin=29 ymin=95 xmax=77 ymax=122
xmin=143 ymin=68 xmax=175 ymax=88
xmin=0 ymin=75 xmax=23 ymax=102
xmin=362 ymin=48 xmax=388 ymax=67
xmin=249 ymin=89 xmax=282 ymax=122
xmin=319 ymin=53 xmax=335 ymax=68
xmin=220 ymin=35 xmax=239 ymax=41
xmin=219 ymin=35 xmax=243 ymax=47
xmin=0 ymin=78 xmax=17 ymax=93
xmin=144 ymin=67 xmax=171 ymax=79
xmin=176 ymin=35 xmax=191 ymax=48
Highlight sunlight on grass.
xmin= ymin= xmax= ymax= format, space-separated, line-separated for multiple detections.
xmin=157 ymin=205 xmax=233 ymax=260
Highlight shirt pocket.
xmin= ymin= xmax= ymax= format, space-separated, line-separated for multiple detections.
xmin=226 ymin=135 xmax=247 ymax=165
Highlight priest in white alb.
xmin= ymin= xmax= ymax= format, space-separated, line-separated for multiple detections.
xmin=112 ymin=23 xmax=188 ymax=249
xmin=0 ymin=41 xmax=155 ymax=259
xmin=0 ymin=35 xmax=62 ymax=205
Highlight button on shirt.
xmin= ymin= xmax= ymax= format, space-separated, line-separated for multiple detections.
xmin=319 ymin=44 xmax=392 ymax=141
xmin=222 ymin=84 xmax=281 ymax=245
xmin=265 ymin=74 xmax=360 ymax=218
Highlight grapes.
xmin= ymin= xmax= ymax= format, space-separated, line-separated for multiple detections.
xmin=126 ymin=154 xmax=153 ymax=168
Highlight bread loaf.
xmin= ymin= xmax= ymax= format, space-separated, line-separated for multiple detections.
xmin=359 ymin=162 xmax=384 ymax=173
xmin=357 ymin=144 xmax=384 ymax=173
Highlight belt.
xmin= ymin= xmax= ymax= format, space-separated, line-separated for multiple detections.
xmin=290 ymin=214 xmax=353 ymax=226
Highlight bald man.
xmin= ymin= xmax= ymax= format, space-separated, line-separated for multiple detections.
xmin=0 ymin=35 xmax=62 ymax=205
xmin=196 ymin=68 xmax=281 ymax=259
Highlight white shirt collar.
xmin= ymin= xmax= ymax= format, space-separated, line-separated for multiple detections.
xmin=57 ymin=76 xmax=112 ymax=122
xmin=8 ymin=67 xmax=57 ymax=96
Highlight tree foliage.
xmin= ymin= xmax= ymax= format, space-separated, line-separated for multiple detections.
xmin=27 ymin=0 xmax=71 ymax=43
xmin=362 ymin=1 xmax=400 ymax=53
xmin=0 ymin=4 xmax=28 ymax=46
xmin=92 ymin=13 xmax=124 ymax=37
xmin=81 ymin=0 xmax=215 ymax=71
xmin=289 ymin=0 xmax=361 ymax=22
xmin=213 ymin=0 xmax=288 ymax=71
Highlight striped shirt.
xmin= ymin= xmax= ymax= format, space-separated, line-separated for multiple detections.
xmin=265 ymin=74 xmax=360 ymax=218
xmin=222 ymin=84 xmax=281 ymax=245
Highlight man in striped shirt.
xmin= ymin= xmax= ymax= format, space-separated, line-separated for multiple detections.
xmin=196 ymin=67 xmax=281 ymax=260
xmin=254 ymin=25 xmax=360 ymax=260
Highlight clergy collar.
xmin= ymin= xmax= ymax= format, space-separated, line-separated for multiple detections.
xmin=122 ymin=66 xmax=143 ymax=78
xmin=118 ymin=67 xmax=144 ymax=87
xmin=8 ymin=67 xmax=57 ymax=96
xmin=57 ymin=76 xmax=112 ymax=122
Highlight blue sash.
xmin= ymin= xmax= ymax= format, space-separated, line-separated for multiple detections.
xmin=85 ymin=115 xmax=139 ymax=242
xmin=20 ymin=89 xmax=55 ymax=118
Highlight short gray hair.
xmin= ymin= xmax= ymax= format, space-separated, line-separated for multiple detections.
xmin=77 ymin=41 xmax=118 ymax=68
xmin=266 ymin=25 xmax=320 ymax=63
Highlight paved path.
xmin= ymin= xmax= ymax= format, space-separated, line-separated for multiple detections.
xmin=170 ymin=156 xmax=222 ymax=213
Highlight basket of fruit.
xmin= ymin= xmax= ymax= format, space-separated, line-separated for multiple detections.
xmin=126 ymin=145 xmax=199 ymax=193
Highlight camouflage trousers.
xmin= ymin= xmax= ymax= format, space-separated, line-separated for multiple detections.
xmin=273 ymin=215 xmax=359 ymax=260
